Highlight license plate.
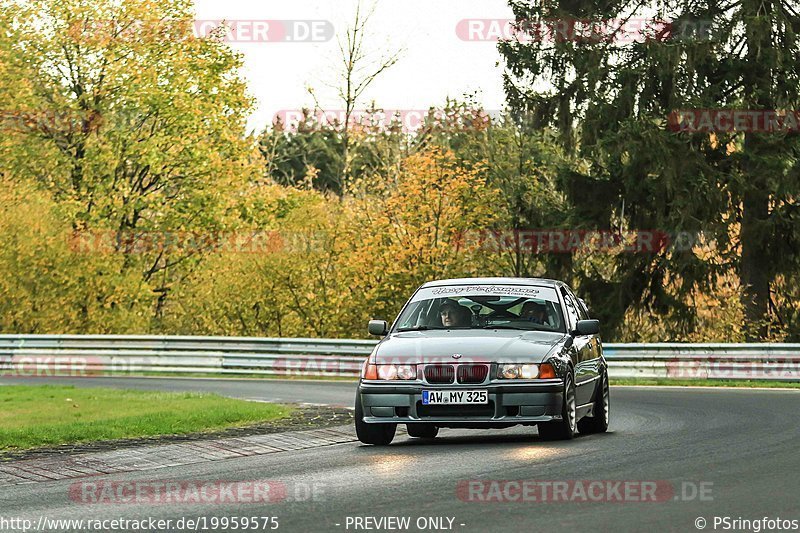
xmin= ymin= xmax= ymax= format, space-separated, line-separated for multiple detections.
xmin=422 ymin=390 xmax=488 ymax=405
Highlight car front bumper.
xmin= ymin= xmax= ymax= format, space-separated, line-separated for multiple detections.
xmin=358 ymin=380 xmax=564 ymax=425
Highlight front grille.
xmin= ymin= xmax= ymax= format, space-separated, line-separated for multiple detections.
xmin=457 ymin=364 xmax=488 ymax=384
xmin=417 ymin=401 xmax=495 ymax=418
xmin=424 ymin=365 xmax=455 ymax=384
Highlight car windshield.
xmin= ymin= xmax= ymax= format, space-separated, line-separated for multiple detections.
xmin=393 ymin=284 xmax=565 ymax=333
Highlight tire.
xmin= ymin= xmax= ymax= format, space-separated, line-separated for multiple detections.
xmin=538 ymin=373 xmax=577 ymax=441
xmin=407 ymin=424 xmax=438 ymax=439
xmin=578 ymin=369 xmax=610 ymax=434
xmin=355 ymin=391 xmax=396 ymax=445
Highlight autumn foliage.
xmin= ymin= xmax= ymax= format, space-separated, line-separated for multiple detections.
xmin=1 ymin=0 xmax=797 ymax=341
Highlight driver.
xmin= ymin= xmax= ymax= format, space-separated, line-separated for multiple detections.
xmin=520 ymin=301 xmax=549 ymax=325
xmin=439 ymin=300 xmax=471 ymax=327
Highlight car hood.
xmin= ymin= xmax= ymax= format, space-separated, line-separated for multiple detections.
xmin=373 ymin=329 xmax=568 ymax=364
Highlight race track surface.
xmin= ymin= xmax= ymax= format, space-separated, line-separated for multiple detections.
xmin=1 ymin=377 xmax=798 ymax=532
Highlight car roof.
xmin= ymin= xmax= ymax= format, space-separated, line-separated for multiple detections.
xmin=420 ymin=277 xmax=561 ymax=288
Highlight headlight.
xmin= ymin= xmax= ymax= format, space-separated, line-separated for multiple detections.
xmin=499 ymin=363 xmax=538 ymax=379
xmin=498 ymin=363 xmax=556 ymax=379
xmin=377 ymin=365 xmax=398 ymax=380
xmin=363 ymin=364 xmax=417 ymax=380
xmin=396 ymin=365 xmax=417 ymax=380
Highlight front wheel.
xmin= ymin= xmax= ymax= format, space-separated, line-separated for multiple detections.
xmin=407 ymin=424 xmax=438 ymax=439
xmin=355 ymin=391 xmax=396 ymax=445
xmin=578 ymin=369 xmax=609 ymax=434
xmin=538 ymin=373 xmax=576 ymax=441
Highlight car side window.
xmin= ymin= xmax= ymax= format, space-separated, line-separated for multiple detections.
xmin=575 ymin=295 xmax=589 ymax=320
xmin=560 ymin=288 xmax=581 ymax=331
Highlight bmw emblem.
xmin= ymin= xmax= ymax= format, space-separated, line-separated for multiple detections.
xmin=451 ymin=353 xmax=462 ymax=359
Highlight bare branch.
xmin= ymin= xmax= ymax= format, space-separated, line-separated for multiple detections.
xmin=324 ymin=0 xmax=405 ymax=189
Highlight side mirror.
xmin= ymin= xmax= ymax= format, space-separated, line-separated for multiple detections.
xmin=575 ymin=319 xmax=599 ymax=336
xmin=368 ymin=319 xmax=388 ymax=336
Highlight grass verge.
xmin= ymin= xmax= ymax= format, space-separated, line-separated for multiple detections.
xmin=612 ymin=378 xmax=800 ymax=388
xmin=0 ymin=385 xmax=292 ymax=451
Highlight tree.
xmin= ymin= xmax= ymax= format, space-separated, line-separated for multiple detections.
xmin=259 ymin=0 xmax=405 ymax=195
xmin=259 ymin=110 xmax=345 ymax=192
xmin=346 ymin=147 xmax=503 ymax=322
xmin=0 ymin=0 xmax=258 ymax=326
xmin=415 ymin=100 xmax=575 ymax=279
xmin=323 ymin=0 xmax=403 ymax=191
xmin=174 ymin=147 xmax=503 ymax=338
xmin=0 ymin=177 xmax=152 ymax=333
xmin=499 ymin=0 xmax=800 ymax=340
xmin=259 ymin=104 xmax=412 ymax=194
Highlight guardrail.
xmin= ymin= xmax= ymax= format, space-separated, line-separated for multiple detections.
xmin=0 ymin=335 xmax=798 ymax=381
xmin=603 ymin=343 xmax=799 ymax=381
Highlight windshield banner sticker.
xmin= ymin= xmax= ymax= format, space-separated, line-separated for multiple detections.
xmin=411 ymin=285 xmax=559 ymax=303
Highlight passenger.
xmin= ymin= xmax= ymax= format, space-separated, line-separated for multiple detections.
xmin=439 ymin=300 xmax=471 ymax=327
xmin=520 ymin=301 xmax=549 ymax=325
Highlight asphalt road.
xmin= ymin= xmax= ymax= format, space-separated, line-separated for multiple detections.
xmin=1 ymin=377 xmax=799 ymax=532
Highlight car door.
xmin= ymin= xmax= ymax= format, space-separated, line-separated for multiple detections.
xmin=577 ymin=296 xmax=602 ymax=363
xmin=574 ymin=290 xmax=602 ymax=382
xmin=560 ymin=286 xmax=595 ymax=406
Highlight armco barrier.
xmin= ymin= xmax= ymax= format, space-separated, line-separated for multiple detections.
xmin=0 ymin=335 xmax=797 ymax=381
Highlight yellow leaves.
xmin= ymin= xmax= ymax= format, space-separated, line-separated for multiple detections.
xmin=302 ymin=164 xmax=321 ymax=190
xmin=0 ymin=142 xmax=504 ymax=337
xmin=152 ymin=146 xmax=505 ymax=338
xmin=0 ymin=178 xmax=153 ymax=333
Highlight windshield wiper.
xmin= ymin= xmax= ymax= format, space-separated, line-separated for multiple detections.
xmin=479 ymin=325 xmax=528 ymax=330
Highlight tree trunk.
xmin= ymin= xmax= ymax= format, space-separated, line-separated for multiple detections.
xmin=739 ymin=171 xmax=770 ymax=340
xmin=739 ymin=0 xmax=774 ymax=340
